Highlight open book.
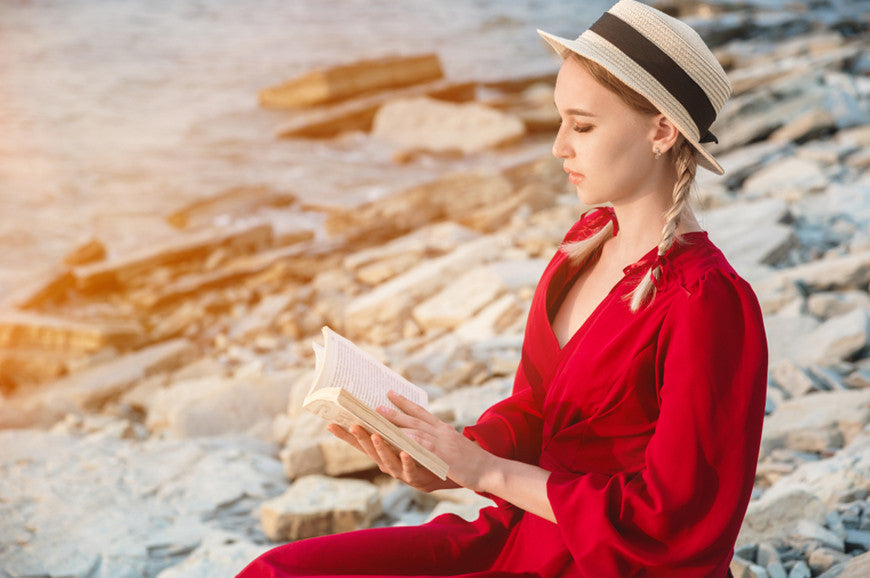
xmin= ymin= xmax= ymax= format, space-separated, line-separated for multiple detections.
xmin=303 ymin=326 xmax=449 ymax=480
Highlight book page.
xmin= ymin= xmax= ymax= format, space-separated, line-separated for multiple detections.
xmin=323 ymin=327 xmax=427 ymax=411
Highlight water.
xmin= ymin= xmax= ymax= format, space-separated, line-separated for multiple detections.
xmin=0 ymin=0 xmax=606 ymax=296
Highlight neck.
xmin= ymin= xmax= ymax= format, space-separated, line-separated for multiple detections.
xmin=605 ymin=176 xmax=699 ymax=263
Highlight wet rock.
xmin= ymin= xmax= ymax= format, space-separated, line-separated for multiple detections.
xmin=260 ymin=54 xmax=444 ymax=109
xmin=0 ymin=338 xmax=198 ymax=429
xmin=259 ymin=475 xmax=381 ymax=542
xmin=166 ymin=186 xmax=296 ymax=230
xmin=275 ymin=79 xmax=476 ymax=139
xmin=73 ymin=221 xmax=273 ymax=292
xmin=63 ymin=237 xmax=107 ymax=266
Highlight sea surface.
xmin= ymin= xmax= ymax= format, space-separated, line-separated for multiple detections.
xmin=0 ymin=0 xmax=621 ymax=298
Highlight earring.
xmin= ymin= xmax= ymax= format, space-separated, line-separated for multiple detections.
xmin=653 ymin=148 xmax=662 ymax=160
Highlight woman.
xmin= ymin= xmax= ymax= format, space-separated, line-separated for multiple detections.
xmin=238 ymin=1 xmax=767 ymax=576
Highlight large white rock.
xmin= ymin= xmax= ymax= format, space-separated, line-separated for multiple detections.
xmin=146 ymin=370 xmax=301 ymax=438
xmin=703 ymin=198 xmax=796 ymax=274
xmin=412 ymin=266 xmax=507 ymax=331
xmin=763 ymin=312 xmax=821 ymax=366
xmin=372 ymin=96 xmax=525 ymax=154
xmin=737 ymin=486 xmax=827 ymax=547
xmin=760 ymin=431 xmax=870 ymax=508
xmin=345 ymin=236 xmax=508 ymax=344
xmin=793 ymin=309 xmax=870 ymax=365
xmin=259 ymin=475 xmax=381 ymax=542
xmin=428 ymin=378 xmax=512 ymax=428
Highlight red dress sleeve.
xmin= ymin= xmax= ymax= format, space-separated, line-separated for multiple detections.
xmin=546 ymin=269 xmax=768 ymax=575
xmin=463 ymin=384 xmax=543 ymax=464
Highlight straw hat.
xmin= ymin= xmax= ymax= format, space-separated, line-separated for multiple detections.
xmin=538 ymin=0 xmax=730 ymax=174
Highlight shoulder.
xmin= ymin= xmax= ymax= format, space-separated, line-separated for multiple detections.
xmin=562 ymin=206 xmax=617 ymax=244
xmin=664 ymin=236 xmax=764 ymax=331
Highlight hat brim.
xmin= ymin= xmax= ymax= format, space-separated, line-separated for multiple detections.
xmin=538 ymin=29 xmax=725 ymax=175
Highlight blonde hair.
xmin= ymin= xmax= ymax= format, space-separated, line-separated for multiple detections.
xmin=560 ymin=55 xmax=698 ymax=312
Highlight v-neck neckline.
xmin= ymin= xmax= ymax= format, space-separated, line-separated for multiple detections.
xmin=545 ymin=230 xmax=710 ymax=353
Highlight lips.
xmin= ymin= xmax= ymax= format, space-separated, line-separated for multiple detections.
xmin=564 ymin=166 xmax=584 ymax=185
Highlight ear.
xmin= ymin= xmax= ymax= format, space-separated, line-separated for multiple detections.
xmin=651 ymin=114 xmax=680 ymax=154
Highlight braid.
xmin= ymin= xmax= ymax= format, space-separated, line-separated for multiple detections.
xmin=629 ymin=139 xmax=697 ymax=312
xmin=561 ymin=220 xmax=614 ymax=265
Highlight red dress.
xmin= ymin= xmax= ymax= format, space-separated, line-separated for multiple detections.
xmin=237 ymin=208 xmax=768 ymax=577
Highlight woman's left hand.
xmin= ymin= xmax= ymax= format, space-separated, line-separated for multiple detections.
xmin=328 ymin=391 xmax=496 ymax=493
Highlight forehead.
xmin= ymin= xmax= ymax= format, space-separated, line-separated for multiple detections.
xmin=553 ymin=57 xmax=617 ymax=112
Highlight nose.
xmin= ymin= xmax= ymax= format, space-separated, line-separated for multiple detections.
xmin=551 ymin=122 xmax=572 ymax=159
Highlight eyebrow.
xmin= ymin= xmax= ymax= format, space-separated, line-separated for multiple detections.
xmin=565 ymin=107 xmax=596 ymax=117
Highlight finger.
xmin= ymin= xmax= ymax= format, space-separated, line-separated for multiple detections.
xmin=399 ymin=451 xmax=426 ymax=481
xmin=348 ymin=425 xmax=381 ymax=462
xmin=386 ymin=391 xmax=438 ymax=424
xmin=327 ymin=424 xmax=364 ymax=453
xmin=371 ymin=434 xmax=404 ymax=477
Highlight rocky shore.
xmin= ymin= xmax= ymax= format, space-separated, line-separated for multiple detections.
xmin=2 ymin=0 xmax=870 ymax=576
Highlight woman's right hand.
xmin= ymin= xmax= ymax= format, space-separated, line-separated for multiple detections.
xmin=327 ymin=423 xmax=459 ymax=493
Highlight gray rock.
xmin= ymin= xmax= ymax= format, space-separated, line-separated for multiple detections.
xmin=739 ymin=486 xmax=827 ymax=547
xmin=762 ymin=389 xmax=870 ymax=456
xmin=742 ymin=157 xmax=828 ymax=201
xmin=789 ymin=561 xmax=812 ymax=578
xmin=0 ymin=430 xmax=285 ymax=578
xmin=794 ymin=520 xmax=845 ymax=551
xmin=845 ymin=528 xmax=870 ymax=551
xmin=155 ymin=532 xmax=270 ymax=578
xmin=772 ymin=359 xmax=819 ymax=398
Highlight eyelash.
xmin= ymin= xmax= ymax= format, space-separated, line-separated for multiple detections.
xmin=572 ymin=124 xmax=593 ymax=134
